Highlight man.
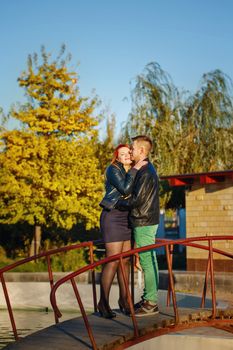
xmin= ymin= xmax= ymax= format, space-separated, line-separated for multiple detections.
xmin=117 ymin=135 xmax=160 ymax=316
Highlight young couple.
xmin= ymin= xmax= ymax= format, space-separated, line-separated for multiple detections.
xmin=98 ymin=135 xmax=160 ymax=318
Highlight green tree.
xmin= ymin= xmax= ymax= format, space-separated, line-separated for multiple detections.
xmin=124 ymin=62 xmax=185 ymax=175
xmin=183 ymin=69 xmax=233 ymax=171
xmin=123 ymin=62 xmax=233 ymax=207
xmin=0 ymin=46 xmax=103 ymax=254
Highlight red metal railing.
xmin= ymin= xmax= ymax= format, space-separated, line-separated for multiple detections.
xmin=49 ymin=235 xmax=233 ymax=350
xmin=1 ymin=235 xmax=233 ymax=349
xmin=0 ymin=241 xmax=98 ymax=340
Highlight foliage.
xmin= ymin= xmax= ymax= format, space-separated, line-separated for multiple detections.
xmin=0 ymin=46 xmax=103 ymax=230
xmin=0 ymin=223 xmax=33 ymax=259
xmin=10 ymin=260 xmax=48 ymax=272
xmin=183 ymin=69 xmax=233 ymax=171
xmin=0 ymin=246 xmax=13 ymax=268
xmin=49 ymin=245 xmax=88 ymax=272
xmin=123 ymin=62 xmax=233 ymax=207
xmin=159 ymin=180 xmax=172 ymax=209
xmin=0 ymin=221 xmax=103 ymax=266
xmin=0 ymin=240 xmax=94 ymax=272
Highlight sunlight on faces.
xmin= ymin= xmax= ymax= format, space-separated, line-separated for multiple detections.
xmin=117 ymin=147 xmax=132 ymax=166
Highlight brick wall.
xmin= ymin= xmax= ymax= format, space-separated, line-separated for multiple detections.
xmin=186 ymin=178 xmax=233 ymax=271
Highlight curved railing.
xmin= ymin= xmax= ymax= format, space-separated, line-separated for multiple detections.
xmin=1 ymin=235 xmax=233 ymax=348
xmin=49 ymin=235 xmax=233 ymax=350
xmin=0 ymin=240 xmax=100 ymax=340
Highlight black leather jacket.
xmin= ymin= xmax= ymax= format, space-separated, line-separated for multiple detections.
xmin=99 ymin=161 xmax=137 ymax=210
xmin=117 ymin=160 xmax=160 ymax=227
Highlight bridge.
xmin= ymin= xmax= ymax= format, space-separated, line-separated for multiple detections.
xmin=1 ymin=236 xmax=233 ymax=349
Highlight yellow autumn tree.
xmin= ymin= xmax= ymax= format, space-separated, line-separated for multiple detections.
xmin=0 ymin=46 xmax=103 ymax=253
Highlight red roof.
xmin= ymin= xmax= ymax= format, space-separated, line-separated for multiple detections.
xmin=160 ymin=170 xmax=233 ymax=187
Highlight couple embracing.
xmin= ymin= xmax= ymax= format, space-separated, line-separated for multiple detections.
xmin=98 ymin=135 xmax=160 ymax=318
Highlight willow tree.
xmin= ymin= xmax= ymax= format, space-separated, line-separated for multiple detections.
xmin=125 ymin=62 xmax=233 ymax=174
xmin=123 ymin=62 xmax=233 ymax=207
xmin=122 ymin=63 xmax=185 ymax=207
xmin=183 ymin=69 xmax=233 ymax=172
xmin=124 ymin=62 xmax=186 ymax=176
xmin=0 ymin=46 xmax=103 ymax=255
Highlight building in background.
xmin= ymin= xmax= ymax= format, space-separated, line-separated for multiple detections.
xmin=160 ymin=170 xmax=233 ymax=272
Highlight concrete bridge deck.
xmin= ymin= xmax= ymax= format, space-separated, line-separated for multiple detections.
xmin=3 ymin=305 xmax=233 ymax=350
xmin=2 ymin=279 xmax=233 ymax=349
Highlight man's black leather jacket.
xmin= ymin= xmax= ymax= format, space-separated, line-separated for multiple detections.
xmin=99 ymin=160 xmax=137 ymax=210
xmin=117 ymin=160 xmax=160 ymax=227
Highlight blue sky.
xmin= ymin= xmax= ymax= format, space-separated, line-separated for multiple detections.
xmin=1 ymin=0 xmax=233 ymax=137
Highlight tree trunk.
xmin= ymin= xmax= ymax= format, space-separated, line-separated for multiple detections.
xmin=29 ymin=225 xmax=42 ymax=257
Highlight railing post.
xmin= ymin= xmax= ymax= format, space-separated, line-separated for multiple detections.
xmin=130 ymin=253 xmax=135 ymax=305
xmin=71 ymin=278 xmax=97 ymax=350
xmin=208 ymin=239 xmax=216 ymax=318
xmin=201 ymin=254 xmax=210 ymax=308
xmin=166 ymin=244 xmax=174 ymax=307
xmin=46 ymin=255 xmax=59 ymax=324
xmin=89 ymin=243 xmax=97 ymax=313
xmin=0 ymin=273 xmax=19 ymax=340
xmin=119 ymin=257 xmax=139 ymax=338
xmin=165 ymin=244 xmax=179 ymax=323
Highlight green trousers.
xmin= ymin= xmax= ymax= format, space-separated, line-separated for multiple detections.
xmin=134 ymin=225 xmax=159 ymax=304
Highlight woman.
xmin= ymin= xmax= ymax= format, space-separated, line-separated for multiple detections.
xmin=98 ymin=144 xmax=146 ymax=318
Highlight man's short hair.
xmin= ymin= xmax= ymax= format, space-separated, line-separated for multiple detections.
xmin=131 ymin=135 xmax=153 ymax=154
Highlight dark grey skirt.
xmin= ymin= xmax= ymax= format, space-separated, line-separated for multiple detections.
xmin=100 ymin=208 xmax=132 ymax=243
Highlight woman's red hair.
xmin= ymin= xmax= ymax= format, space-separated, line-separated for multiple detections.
xmin=111 ymin=144 xmax=130 ymax=164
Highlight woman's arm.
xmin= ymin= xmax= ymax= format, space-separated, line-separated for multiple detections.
xmin=106 ymin=165 xmax=137 ymax=195
xmin=107 ymin=160 xmax=148 ymax=196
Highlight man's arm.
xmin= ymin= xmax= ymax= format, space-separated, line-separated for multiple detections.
xmin=117 ymin=172 xmax=155 ymax=209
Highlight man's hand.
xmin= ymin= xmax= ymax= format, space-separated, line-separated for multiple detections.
xmin=133 ymin=159 xmax=148 ymax=170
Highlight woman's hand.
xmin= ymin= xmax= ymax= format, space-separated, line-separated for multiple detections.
xmin=133 ymin=159 xmax=148 ymax=170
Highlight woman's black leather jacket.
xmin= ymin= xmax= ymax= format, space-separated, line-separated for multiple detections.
xmin=99 ymin=161 xmax=137 ymax=210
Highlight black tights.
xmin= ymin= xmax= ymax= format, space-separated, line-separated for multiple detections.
xmin=99 ymin=240 xmax=131 ymax=310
